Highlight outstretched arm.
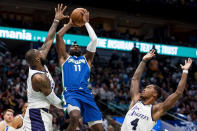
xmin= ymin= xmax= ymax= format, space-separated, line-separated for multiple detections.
xmin=40 ymin=4 xmax=68 ymax=59
xmin=83 ymin=10 xmax=98 ymax=66
xmin=130 ymin=50 xmax=155 ymax=108
xmin=56 ymin=20 xmax=72 ymax=66
xmin=32 ymin=74 xmax=62 ymax=109
xmin=153 ymin=58 xmax=192 ymax=121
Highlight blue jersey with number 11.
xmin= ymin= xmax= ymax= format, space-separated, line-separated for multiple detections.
xmin=61 ymin=55 xmax=90 ymax=91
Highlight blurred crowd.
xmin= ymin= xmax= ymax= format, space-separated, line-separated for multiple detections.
xmin=0 ymin=41 xmax=197 ymax=130
xmin=135 ymin=0 xmax=197 ymax=7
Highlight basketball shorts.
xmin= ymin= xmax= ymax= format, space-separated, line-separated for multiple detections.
xmin=23 ymin=108 xmax=53 ymax=131
xmin=62 ymin=89 xmax=102 ymax=126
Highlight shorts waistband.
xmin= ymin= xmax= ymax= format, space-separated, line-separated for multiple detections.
xmin=40 ymin=108 xmax=49 ymax=113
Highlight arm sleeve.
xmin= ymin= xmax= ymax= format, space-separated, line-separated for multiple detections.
xmin=85 ymin=22 xmax=98 ymax=52
xmin=46 ymin=91 xmax=62 ymax=109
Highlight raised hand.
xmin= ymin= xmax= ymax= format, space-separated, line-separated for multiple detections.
xmin=55 ymin=4 xmax=69 ymax=21
xmin=142 ymin=49 xmax=156 ymax=61
xmin=180 ymin=58 xmax=192 ymax=70
xmin=82 ymin=9 xmax=89 ymax=23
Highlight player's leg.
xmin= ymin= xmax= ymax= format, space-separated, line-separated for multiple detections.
xmin=23 ymin=108 xmax=49 ymax=131
xmin=62 ymin=91 xmax=82 ymax=131
xmin=82 ymin=100 xmax=104 ymax=131
xmin=89 ymin=122 xmax=103 ymax=131
xmin=40 ymin=108 xmax=53 ymax=131
xmin=66 ymin=104 xmax=81 ymax=131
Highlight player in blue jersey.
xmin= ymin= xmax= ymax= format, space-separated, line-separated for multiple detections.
xmin=56 ymin=9 xmax=103 ymax=131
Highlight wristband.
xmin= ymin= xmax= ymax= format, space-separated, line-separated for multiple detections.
xmin=183 ymin=70 xmax=188 ymax=74
xmin=54 ymin=19 xmax=60 ymax=23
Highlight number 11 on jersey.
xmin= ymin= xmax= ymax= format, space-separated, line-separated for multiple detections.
xmin=74 ymin=65 xmax=81 ymax=72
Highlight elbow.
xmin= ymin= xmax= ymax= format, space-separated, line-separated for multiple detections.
xmin=131 ymin=77 xmax=139 ymax=81
xmin=131 ymin=78 xmax=139 ymax=84
xmin=175 ymin=91 xmax=182 ymax=98
xmin=56 ymin=33 xmax=63 ymax=39
xmin=92 ymin=36 xmax=98 ymax=43
xmin=56 ymin=34 xmax=60 ymax=39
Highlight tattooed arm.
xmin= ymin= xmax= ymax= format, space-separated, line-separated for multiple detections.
xmin=32 ymin=73 xmax=62 ymax=109
xmin=40 ymin=4 xmax=68 ymax=59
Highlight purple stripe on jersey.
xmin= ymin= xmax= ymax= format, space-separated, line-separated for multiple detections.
xmin=29 ymin=109 xmax=46 ymax=131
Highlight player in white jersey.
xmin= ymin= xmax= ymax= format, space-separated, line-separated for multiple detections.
xmin=12 ymin=103 xmax=28 ymax=131
xmin=23 ymin=4 xmax=68 ymax=131
xmin=0 ymin=109 xmax=15 ymax=131
xmin=121 ymin=49 xmax=193 ymax=131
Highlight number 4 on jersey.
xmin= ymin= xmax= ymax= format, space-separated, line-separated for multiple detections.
xmin=74 ymin=65 xmax=81 ymax=72
xmin=130 ymin=118 xmax=139 ymax=130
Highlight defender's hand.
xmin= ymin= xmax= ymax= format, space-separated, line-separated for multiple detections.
xmin=180 ymin=58 xmax=192 ymax=70
xmin=142 ymin=49 xmax=156 ymax=61
xmin=55 ymin=4 xmax=69 ymax=21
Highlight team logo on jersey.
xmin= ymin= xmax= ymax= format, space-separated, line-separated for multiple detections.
xmin=68 ymin=58 xmax=85 ymax=64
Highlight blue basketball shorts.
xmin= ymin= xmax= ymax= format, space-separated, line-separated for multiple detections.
xmin=62 ymin=89 xmax=102 ymax=125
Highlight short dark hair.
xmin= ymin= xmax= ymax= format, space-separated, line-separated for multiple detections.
xmin=25 ymin=49 xmax=38 ymax=67
xmin=153 ymin=85 xmax=161 ymax=99
xmin=3 ymin=109 xmax=14 ymax=116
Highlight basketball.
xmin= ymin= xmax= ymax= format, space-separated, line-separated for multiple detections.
xmin=71 ymin=8 xmax=87 ymax=27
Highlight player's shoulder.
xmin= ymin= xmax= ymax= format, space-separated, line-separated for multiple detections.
xmin=129 ymin=98 xmax=140 ymax=109
xmin=152 ymin=102 xmax=162 ymax=112
xmin=32 ymin=73 xmax=47 ymax=83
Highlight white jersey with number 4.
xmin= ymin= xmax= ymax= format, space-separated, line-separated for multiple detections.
xmin=121 ymin=101 xmax=156 ymax=131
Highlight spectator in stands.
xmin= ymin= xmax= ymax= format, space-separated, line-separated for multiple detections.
xmin=130 ymin=43 xmax=140 ymax=67
xmin=0 ymin=109 xmax=15 ymax=131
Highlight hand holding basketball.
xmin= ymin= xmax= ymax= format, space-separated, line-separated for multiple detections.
xmin=82 ymin=10 xmax=89 ymax=23
xmin=71 ymin=8 xmax=89 ymax=27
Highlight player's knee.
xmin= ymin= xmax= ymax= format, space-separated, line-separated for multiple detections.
xmin=69 ymin=110 xmax=80 ymax=123
xmin=90 ymin=122 xmax=103 ymax=131
xmin=71 ymin=114 xmax=80 ymax=122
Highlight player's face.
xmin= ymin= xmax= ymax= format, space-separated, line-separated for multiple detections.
xmin=69 ymin=44 xmax=82 ymax=56
xmin=29 ymin=49 xmax=44 ymax=64
xmin=32 ymin=49 xmax=47 ymax=65
xmin=141 ymin=85 xmax=155 ymax=99
xmin=4 ymin=111 xmax=13 ymax=122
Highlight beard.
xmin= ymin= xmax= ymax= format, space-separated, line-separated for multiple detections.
xmin=69 ymin=50 xmax=81 ymax=57
xmin=40 ymin=58 xmax=48 ymax=66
